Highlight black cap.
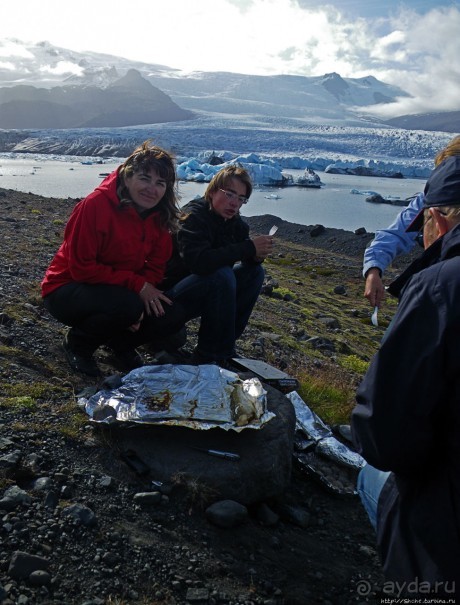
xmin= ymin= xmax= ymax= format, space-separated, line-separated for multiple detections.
xmin=406 ymin=156 xmax=460 ymax=232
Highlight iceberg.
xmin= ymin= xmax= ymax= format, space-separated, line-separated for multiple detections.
xmin=175 ymin=152 xmax=432 ymax=187
xmin=176 ymin=156 xmax=289 ymax=186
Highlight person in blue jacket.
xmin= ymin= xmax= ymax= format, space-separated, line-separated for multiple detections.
xmin=363 ymin=135 xmax=460 ymax=308
xmin=352 ymin=156 xmax=460 ymax=591
xmin=363 ymin=193 xmax=423 ymax=307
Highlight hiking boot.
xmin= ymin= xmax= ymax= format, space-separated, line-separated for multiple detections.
xmin=112 ymin=348 xmax=144 ymax=372
xmin=217 ymin=358 xmax=237 ymax=372
xmin=151 ymin=347 xmax=192 ymax=365
xmin=62 ymin=333 xmax=100 ymax=377
xmin=146 ymin=327 xmax=187 ymax=354
xmin=190 ymin=349 xmax=236 ymax=372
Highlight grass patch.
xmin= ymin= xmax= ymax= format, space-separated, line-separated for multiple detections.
xmin=315 ymin=267 xmax=336 ymax=276
xmin=36 ymin=237 xmax=54 ymax=246
xmin=0 ymin=344 xmax=57 ymax=375
xmin=296 ymin=365 xmax=356 ymax=425
xmin=266 ymin=255 xmax=299 ymax=266
xmin=55 ymin=402 xmax=88 ymax=439
xmin=250 ymin=319 xmax=277 ymax=332
xmin=1 ymin=396 xmax=37 ymax=411
xmin=339 ymin=354 xmax=370 ymax=374
xmin=272 ymin=286 xmax=296 ymax=298
xmin=0 ymin=381 xmax=69 ymax=403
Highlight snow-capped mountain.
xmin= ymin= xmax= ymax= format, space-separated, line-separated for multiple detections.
xmin=142 ymin=71 xmax=407 ymax=124
xmin=0 ymin=38 xmax=455 ymax=174
xmin=0 ymin=69 xmax=192 ymax=129
xmin=387 ymin=111 xmax=460 ymax=134
xmin=0 ymin=38 xmax=407 ymax=127
xmin=0 ymin=39 xmax=175 ymax=88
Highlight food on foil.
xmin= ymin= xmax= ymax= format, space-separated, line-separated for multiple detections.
xmin=144 ymin=390 xmax=173 ymax=413
xmin=79 ymin=364 xmax=275 ymax=432
xmin=231 ymin=380 xmax=266 ymax=426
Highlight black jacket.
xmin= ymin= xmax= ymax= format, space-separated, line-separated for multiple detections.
xmin=162 ymin=198 xmax=258 ymax=288
xmin=352 ymin=223 xmax=460 ymax=588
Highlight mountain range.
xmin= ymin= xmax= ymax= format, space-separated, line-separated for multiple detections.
xmin=0 ymin=67 xmax=192 ymax=129
xmin=1 ymin=38 xmax=453 ymax=131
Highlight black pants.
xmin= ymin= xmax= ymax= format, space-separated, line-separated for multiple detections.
xmin=44 ymin=282 xmax=185 ymax=353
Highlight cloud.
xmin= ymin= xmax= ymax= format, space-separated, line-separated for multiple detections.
xmin=0 ymin=61 xmax=16 ymax=71
xmin=39 ymin=61 xmax=84 ymax=76
xmin=0 ymin=0 xmax=459 ymax=117
xmin=0 ymin=39 xmax=34 ymax=59
xmin=358 ymin=6 xmax=460 ymax=116
xmin=243 ymin=1 xmax=460 ymax=117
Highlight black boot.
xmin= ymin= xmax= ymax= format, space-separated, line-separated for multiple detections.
xmin=105 ymin=332 xmax=144 ymax=373
xmin=110 ymin=348 xmax=144 ymax=372
xmin=146 ymin=326 xmax=188 ymax=354
xmin=62 ymin=328 xmax=101 ymax=377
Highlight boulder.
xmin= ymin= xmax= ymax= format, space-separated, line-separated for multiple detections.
xmin=101 ymin=383 xmax=295 ymax=505
xmin=310 ymin=224 xmax=325 ymax=237
xmin=8 ymin=551 xmax=50 ymax=581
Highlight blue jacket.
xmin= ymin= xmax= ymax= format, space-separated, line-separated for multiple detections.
xmin=352 ymin=223 xmax=460 ymax=587
xmin=362 ymin=193 xmax=423 ymax=277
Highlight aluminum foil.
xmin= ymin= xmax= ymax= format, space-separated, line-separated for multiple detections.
xmin=79 ymin=364 xmax=275 ymax=432
xmin=287 ymin=391 xmax=365 ymax=495
xmin=316 ymin=436 xmax=365 ymax=470
xmin=286 ymin=391 xmax=331 ymax=441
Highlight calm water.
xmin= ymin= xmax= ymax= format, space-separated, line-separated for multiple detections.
xmin=0 ymin=154 xmax=425 ymax=232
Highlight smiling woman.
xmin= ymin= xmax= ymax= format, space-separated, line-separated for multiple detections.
xmin=123 ymin=170 xmax=167 ymax=211
xmin=41 ymin=140 xmax=186 ymax=377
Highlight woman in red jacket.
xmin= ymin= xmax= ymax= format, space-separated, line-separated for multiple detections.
xmin=42 ymin=141 xmax=185 ymax=377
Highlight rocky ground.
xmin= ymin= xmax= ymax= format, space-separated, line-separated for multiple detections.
xmin=0 ymin=188 xmax=419 ymax=605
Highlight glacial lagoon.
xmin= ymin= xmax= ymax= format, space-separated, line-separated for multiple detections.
xmin=0 ymin=154 xmax=426 ymax=233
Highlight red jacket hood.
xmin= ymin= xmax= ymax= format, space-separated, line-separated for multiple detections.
xmin=93 ymin=168 xmax=122 ymax=207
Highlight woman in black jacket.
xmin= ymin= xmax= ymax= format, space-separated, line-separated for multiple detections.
xmin=163 ymin=165 xmax=274 ymax=365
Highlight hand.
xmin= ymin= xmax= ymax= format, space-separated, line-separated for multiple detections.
xmin=139 ymin=283 xmax=172 ymax=317
xmin=364 ymin=268 xmax=385 ymax=308
xmin=251 ymin=235 xmax=274 ymax=260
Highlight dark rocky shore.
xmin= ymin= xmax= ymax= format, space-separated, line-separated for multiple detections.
xmin=0 ymin=188 xmax=417 ymax=605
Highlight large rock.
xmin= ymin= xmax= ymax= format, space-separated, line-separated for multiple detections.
xmin=101 ymin=383 xmax=295 ymax=505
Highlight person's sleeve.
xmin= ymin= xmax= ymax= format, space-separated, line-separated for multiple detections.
xmin=362 ymin=193 xmax=424 ymax=278
xmin=351 ymin=266 xmax=448 ymax=476
xmin=64 ymin=197 xmax=145 ymax=293
xmin=177 ymin=214 xmax=256 ymax=275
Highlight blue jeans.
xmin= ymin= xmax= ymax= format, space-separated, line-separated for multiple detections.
xmin=167 ymin=262 xmax=265 ymax=360
xmin=357 ymin=464 xmax=391 ymax=531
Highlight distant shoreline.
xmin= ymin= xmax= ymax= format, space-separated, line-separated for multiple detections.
xmin=1 ymin=185 xmax=372 ymax=263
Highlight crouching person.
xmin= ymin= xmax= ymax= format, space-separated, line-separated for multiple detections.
xmin=351 ymin=156 xmax=460 ymax=594
xmin=162 ymin=165 xmax=273 ymax=366
xmin=41 ymin=141 xmax=186 ymax=377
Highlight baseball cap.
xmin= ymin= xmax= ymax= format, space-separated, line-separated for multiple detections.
xmin=406 ymin=156 xmax=460 ymax=232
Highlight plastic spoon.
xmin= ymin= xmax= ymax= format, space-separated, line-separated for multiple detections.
xmin=269 ymin=225 xmax=278 ymax=236
xmin=371 ymin=306 xmax=379 ymax=327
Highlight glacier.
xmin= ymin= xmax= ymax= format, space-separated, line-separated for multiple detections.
xmin=1 ymin=113 xmax=451 ymax=185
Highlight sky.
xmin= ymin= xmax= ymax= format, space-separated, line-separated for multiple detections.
xmin=0 ymin=0 xmax=459 ymax=117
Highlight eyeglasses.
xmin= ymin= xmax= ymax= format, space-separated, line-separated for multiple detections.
xmin=219 ymin=188 xmax=248 ymax=205
xmin=420 ymin=208 xmax=447 ymax=231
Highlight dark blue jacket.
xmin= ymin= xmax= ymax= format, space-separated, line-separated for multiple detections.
xmin=352 ymin=223 xmax=460 ymax=588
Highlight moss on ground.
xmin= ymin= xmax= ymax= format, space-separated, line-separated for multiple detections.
xmin=246 ymin=238 xmax=396 ymax=423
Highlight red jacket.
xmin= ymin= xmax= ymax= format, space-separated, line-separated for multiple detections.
xmin=41 ymin=169 xmax=172 ymax=297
